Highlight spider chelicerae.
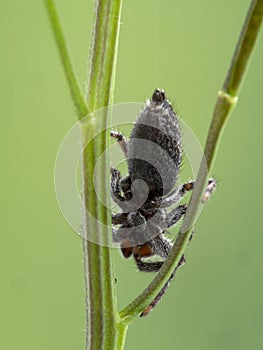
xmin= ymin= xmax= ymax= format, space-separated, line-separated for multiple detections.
xmin=110 ymin=89 xmax=216 ymax=316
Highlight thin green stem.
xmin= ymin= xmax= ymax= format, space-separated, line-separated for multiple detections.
xmin=223 ymin=0 xmax=263 ymax=96
xmin=181 ymin=0 xmax=263 ymax=236
xmin=119 ymin=0 xmax=263 ymax=322
xmin=44 ymin=0 xmax=90 ymax=119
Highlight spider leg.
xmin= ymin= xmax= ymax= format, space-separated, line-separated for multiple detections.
xmin=110 ymin=130 xmax=129 ymax=158
xmin=110 ymin=167 xmax=126 ymax=205
xmin=134 ymin=238 xmax=185 ymax=317
xmin=112 ymin=227 xmax=119 ymax=242
xmin=151 ymin=234 xmax=173 ymax=258
xmin=134 ymin=256 xmax=164 ymax=272
xmin=111 ymin=168 xmax=133 ymax=213
xmin=140 ymin=230 xmax=195 ymax=317
xmin=133 ymin=234 xmax=173 ymax=272
xmin=202 ymin=178 xmax=217 ymax=202
xmin=112 ymin=212 xmax=128 ymax=225
xmin=161 ymin=181 xmax=194 ymax=208
xmin=161 ymin=178 xmax=216 ymax=208
xmin=166 ymin=204 xmax=187 ymax=228
xmin=111 ymin=167 xmax=134 ymax=209
xmin=113 ymin=211 xmax=148 ymax=246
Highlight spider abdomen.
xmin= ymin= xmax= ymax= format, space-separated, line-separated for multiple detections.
xmin=128 ymin=89 xmax=182 ymax=199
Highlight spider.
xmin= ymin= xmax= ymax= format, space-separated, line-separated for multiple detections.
xmin=111 ymin=89 xmax=216 ymax=316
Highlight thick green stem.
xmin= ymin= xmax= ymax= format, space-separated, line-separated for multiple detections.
xmin=119 ymin=0 xmax=263 ymax=322
xmin=45 ymin=0 xmax=123 ymax=348
xmin=82 ymin=0 xmax=123 ymax=349
xmin=116 ymin=321 xmax=129 ymax=350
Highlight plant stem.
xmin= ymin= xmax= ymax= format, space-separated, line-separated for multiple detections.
xmin=181 ymin=0 xmax=263 ymax=235
xmin=44 ymin=0 xmax=90 ymax=119
xmin=119 ymin=0 xmax=263 ymax=322
xmin=223 ymin=0 xmax=263 ymax=96
xmin=82 ymin=0 xmax=123 ymax=349
xmin=45 ymin=0 xmax=123 ymax=348
xmin=116 ymin=321 xmax=129 ymax=350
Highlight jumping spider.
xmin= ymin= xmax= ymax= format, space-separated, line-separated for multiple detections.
xmin=111 ymin=89 xmax=216 ymax=316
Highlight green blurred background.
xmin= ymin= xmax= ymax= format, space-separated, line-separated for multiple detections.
xmin=1 ymin=1 xmax=263 ymax=349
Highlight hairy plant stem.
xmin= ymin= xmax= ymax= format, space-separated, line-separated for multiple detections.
xmin=119 ymin=0 xmax=263 ymax=322
xmin=82 ymin=0 xmax=123 ymax=348
xmin=45 ymin=0 xmax=124 ymax=348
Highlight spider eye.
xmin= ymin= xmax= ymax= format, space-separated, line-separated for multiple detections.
xmin=152 ymin=88 xmax=166 ymax=103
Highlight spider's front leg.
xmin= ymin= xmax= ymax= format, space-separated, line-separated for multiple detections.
xmin=110 ymin=130 xmax=129 ymax=158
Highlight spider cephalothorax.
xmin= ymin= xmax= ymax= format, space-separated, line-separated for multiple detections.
xmin=111 ymin=89 xmax=216 ymax=315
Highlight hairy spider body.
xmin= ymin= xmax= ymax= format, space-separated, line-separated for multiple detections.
xmin=128 ymin=90 xmax=182 ymax=199
xmin=111 ymin=89 xmax=216 ymax=315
